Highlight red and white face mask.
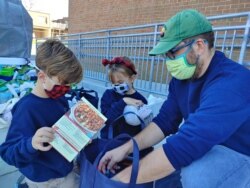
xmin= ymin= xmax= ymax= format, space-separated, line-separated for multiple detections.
xmin=43 ymin=77 xmax=70 ymax=99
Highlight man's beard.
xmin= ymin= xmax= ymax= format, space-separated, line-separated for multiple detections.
xmin=191 ymin=54 xmax=202 ymax=80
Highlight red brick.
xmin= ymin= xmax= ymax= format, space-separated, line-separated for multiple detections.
xmin=69 ymin=0 xmax=250 ymax=33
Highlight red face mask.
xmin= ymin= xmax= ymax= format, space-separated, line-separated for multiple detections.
xmin=44 ymin=85 xmax=70 ymax=99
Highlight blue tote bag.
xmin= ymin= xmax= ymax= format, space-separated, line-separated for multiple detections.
xmin=108 ymin=112 xmax=153 ymax=160
xmin=80 ymin=134 xmax=153 ymax=188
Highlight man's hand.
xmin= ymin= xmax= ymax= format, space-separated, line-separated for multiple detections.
xmin=98 ymin=141 xmax=132 ymax=174
xmin=123 ymin=97 xmax=143 ymax=107
xmin=32 ymin=127 xmax=55 ymax=151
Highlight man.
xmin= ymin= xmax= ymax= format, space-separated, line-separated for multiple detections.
xmin=98 ymin=9 xmax=250 ymax=188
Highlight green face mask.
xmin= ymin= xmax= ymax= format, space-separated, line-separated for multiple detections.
xmin=166 ymin=49 xmax=196 ymax=80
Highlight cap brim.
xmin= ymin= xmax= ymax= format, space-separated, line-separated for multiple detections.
xmin=149 ymin=39 xmax=182 ymax=56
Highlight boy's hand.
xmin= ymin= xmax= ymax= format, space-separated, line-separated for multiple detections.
xmin=32 ymin=127 xmax=55 ymax=151
xmin=123 ymin=97 xmax=143 ymax=107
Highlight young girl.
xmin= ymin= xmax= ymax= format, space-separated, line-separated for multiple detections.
xmin=100 ymin=56 xmax=147 ymax=139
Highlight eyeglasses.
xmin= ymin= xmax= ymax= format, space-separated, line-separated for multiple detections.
xmin=165 ymin=40 xmax=195 ymax=60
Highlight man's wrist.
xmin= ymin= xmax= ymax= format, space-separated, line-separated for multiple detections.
xmin=113 ymin=167 xmax=131 ymax=183
xmin=124 ymin=139 xmax=133 ymax=155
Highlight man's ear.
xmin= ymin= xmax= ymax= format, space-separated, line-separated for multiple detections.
xmin=195 ymin=39 xmax=207 ymax=54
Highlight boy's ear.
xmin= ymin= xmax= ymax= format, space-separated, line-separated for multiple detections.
xmin=37 ymin=71 xmax=46 ymax=83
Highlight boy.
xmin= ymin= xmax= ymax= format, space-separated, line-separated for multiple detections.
xmin=0 ymin=39 xmax=83 ymax=187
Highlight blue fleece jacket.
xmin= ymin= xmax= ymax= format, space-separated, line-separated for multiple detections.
xmin=100 ymin=89 xmax=147 ymax=138
xmin=0 ymin=94 xmax=73 ymax=182
xmin=153 ymin=51 xmax=250 ymax=170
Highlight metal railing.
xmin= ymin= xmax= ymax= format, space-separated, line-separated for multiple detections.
xmin=36 ymin=12 xmax=250 ymax=96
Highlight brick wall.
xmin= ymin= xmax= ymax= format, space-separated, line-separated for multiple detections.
xmin=69 ymin=0 xmax=250 ymax=33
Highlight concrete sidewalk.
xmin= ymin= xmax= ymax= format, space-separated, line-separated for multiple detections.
xmin=0 ymin=127 xmax=21 ymax=188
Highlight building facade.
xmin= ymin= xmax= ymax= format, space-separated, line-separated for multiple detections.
xmin=69 ymin=0 xmax=250 ymax=33
xmin=28 ymin=11 xmax=51 ymax=38
xmin=28 ymin=11 xmax=68 ymax=39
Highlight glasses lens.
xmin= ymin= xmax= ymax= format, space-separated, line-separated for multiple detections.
xmin=165 ymin=52 xmax=175 ymax=60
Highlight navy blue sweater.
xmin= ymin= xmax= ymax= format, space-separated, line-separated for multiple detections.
xmin=100 ymin=89 xmax=147 ymax=138
xmin=153 ymin=51 xmax=250 ymax=170
xmin=0 ymin=94 xmax=73 ymax=182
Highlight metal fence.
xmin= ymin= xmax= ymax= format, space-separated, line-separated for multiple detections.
xmin=37 ymin=12 xmax=250 ymax=96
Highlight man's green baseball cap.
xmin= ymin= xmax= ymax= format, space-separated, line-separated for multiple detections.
xmin=149 ymin=9 xmax=212 ymax=55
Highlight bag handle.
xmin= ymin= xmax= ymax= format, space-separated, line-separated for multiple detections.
xmin=94 ymin=134 xmax=140 ymax=188
xmin=108 ymin=111 xmax=145 ymax=139
xmin=75 ymin=87 xmax=98 ymax=100
xmin=67 ymin=87 xmax=98 ymax=100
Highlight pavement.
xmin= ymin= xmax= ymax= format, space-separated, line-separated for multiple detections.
xmin=0 ymin=127 xmax=21 ymax=188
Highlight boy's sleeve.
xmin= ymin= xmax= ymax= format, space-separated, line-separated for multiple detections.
xmin=152 ymin=81 xmax=183 ymax=136
xmin=0 ymin=104 xmax=39 ymax=168
xmin=101 ymin=90 xmax=127 ymax=124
